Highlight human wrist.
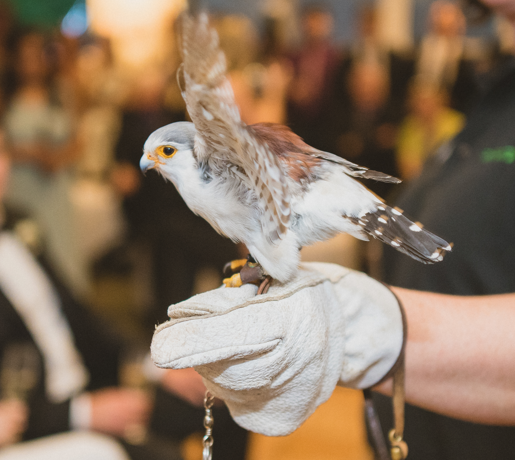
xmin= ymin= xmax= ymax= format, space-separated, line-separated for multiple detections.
xmin=70 ymin=393 xmax=92 ymax=430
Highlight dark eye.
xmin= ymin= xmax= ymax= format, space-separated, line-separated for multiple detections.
xmin=157 ymin=145 xmax=176 ymax=158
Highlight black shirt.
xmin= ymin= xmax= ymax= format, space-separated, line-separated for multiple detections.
xmin=384 ymin=60 xmax=515 ymax=296
xmin=374 ymin=60 xmax=515 ymax=460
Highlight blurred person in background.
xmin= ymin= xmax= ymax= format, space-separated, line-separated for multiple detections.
xmin=111 ymin=69 xmax=239 ymax=332
xmin=286 ymin=3 xmax=344 ymax=153
xmin=372 ymin=0 xmax=515 ymax=458
xmin=74 ymin=37 xmax=124 ymax=180
xmin=0 ymin=1 xmax=17 ymax=114
xmin=70 ymin=37 xmax=127 ymax=281
xmin=335 ymin=61 xmax=400 ymax=198
xmin=338 ymin=4 xmax=413 ymax=123
xmin=415 ymin=0 xmax=480 ymax=114
xmin=1 ymin=29 xmax=88 ymax=298
xmin=225 ymin=14 xmax=292 ymax=125
xmin=0 ymin=127 xmax=249 ymax=460
xmin=395 ymin=79 xmax=465 ymax=180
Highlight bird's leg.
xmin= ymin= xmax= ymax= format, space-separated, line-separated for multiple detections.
xmin=257 ymin=275 xmax=272 ymax=295
xmin=222 ymin=254 xmax=272 ymax=293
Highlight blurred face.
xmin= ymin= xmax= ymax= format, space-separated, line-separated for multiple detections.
xmin=16 ymin=33 xmax=49 ymax=81
xmin=0 ymin=133 xmax=10 ymax=203
xmin=431 ymin=2 xmax=465 ymax=36
xmin=303 ymin=11 xmax=334 ymax=41
xmin=409 ymin=85 xmax=445 ymax=120
xmin=348 ymin=64 xmax=389 ymax=110
xmin=358 ymin=9 xmax=377 ymax=38
xmin=130 ymin=70 xmax=166 ymax=109
xmin=481 ymin=0 xmax=515 ymax=22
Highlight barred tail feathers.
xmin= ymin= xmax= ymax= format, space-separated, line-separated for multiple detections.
xmin=350 ymin=206 xmax=452 ymax=264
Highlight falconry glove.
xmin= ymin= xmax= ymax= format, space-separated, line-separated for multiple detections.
xmin=151 ymin=262 xmax=404 ymax=436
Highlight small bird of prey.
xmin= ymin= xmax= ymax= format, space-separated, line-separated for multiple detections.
xmin=140 ymin=12 xmax=451 ymax=288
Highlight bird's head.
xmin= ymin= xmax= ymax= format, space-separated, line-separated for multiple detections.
xmin=140 ymin=121 xmax=197 ymax=181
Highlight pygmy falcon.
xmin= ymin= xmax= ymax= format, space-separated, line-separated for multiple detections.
xmin=140 ymin=13 xmax=451 ymax=289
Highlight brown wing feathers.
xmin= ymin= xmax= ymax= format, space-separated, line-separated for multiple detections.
xmin=249 ymin=123 xmax=322 ymax=182
xmin=250 ymin=123 xmax=401 ymax=184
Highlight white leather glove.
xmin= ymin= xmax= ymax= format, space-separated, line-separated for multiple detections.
xmin=151 ymin=262 xmax=404 ymax=436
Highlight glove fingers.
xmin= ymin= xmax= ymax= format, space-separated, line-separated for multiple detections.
xmin=151 ymin=303 xmax=286 ymax=369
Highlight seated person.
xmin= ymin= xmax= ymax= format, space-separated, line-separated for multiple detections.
xmin=0 ymin=134 xmax=248 ymax=460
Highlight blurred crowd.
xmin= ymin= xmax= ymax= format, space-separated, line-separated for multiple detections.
xmin=0 ymin=0 xmax=510 ymax=458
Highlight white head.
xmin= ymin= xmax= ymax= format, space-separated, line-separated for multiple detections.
xmin=140 ymin=121 xmax=197 ymax=184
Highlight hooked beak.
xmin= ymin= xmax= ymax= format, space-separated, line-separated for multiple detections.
xmin=140 ymin=152 xmax=158 ymax=174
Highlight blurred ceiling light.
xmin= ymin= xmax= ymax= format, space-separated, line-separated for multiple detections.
xmin=86 ymin=0 xmax=185 ymax=68
xmin=61 ymin=0 xmax=89 ymax=38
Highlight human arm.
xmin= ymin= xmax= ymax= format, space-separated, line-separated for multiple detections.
xmin=375 ymin=288 xmax=515 ymax=425
xmin=23 ymin=388 xmax=150 ymax=441
xmin=86 ymin=388 xmax=151 ymax=437
xmin=159 ymin=368 xmax=207 ymax=407
xmin=18 ymin=280 xmax=151 ymax=440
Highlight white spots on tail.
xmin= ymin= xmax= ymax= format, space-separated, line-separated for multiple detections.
xmin=409 ymin=223 xmax=422 ymax=232
xmin=430 ymin=250 xmax=444 ymax=261
xmin=392 ymin=207 xmax=403 ymax=216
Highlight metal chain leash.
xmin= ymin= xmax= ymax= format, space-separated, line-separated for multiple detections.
xmin=202 ymin=391 xmax=215 ymax=460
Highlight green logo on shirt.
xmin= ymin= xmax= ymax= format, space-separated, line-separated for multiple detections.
xmin=481 ymin=146 xmax=515 ymax=164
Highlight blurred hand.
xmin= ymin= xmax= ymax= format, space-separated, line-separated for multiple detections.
xmin=0 ymin=399 xmax=28 ymax=446
xmin=160 ymin=368 xmax=207 ymax=407
xmin=89 ymin=387 xmax=151 ymax=437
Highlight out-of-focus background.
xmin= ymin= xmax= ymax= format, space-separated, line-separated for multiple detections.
xmin=0 ymin=0 xmax=510 ymax=458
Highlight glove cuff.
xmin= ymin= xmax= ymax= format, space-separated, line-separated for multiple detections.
xmin=335 ymin=271 xmax=405 ymax=390
xmin=371 ymin=284 xmax=407 ymax=388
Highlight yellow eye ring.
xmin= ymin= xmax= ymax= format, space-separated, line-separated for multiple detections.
xmin=156 ymin=145 xmax=177 ymax=158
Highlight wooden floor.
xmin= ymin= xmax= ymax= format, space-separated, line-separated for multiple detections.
xmin=182 ymin=387 xmax=373 ymax=460
xmin=247 ymin=387 xmax=373 ymax=460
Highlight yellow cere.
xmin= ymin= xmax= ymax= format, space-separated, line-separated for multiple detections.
xmin=156 ymin=145 xmax=177 ymax=159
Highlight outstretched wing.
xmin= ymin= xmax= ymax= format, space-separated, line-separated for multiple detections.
xmin=250 ymin=123 xmax=401 ymax=184
xmin=180 ymin=12 xmax=290 ymax=242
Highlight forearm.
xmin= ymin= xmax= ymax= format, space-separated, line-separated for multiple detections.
xmin=374 ymin=288 xmax=515 ymax=425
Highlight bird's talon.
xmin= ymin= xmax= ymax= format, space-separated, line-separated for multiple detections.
xmin=240 ymin=262 xmax=265 ymax=285
xmin=223 ymin=259 xmax=248 ymax=277
xmin=223 ymin=273 xmax=243 ymax=288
